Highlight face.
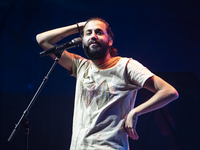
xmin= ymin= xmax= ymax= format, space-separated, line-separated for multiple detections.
xmin=82 ymin=20 xmax=113 ymax=60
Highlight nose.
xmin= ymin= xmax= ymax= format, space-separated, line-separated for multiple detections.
xmin=91 ymin=36 xmax=97 ymax=41
xmin=91 ymin=32 xmax=97 ymax=40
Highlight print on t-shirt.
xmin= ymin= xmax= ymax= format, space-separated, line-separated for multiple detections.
xmin=81 ymin=79 xmax=110 ymax=109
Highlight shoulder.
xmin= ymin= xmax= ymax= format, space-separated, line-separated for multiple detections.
xmin=117 ymin=57 xmax=141 ymax=67
xmin=71 ymin=53 xmax=90 ymax=66
xmin=70 ymin=53 xmax=91 ymax=77
xmin=125 ymin=57 xmax=154 ymax=87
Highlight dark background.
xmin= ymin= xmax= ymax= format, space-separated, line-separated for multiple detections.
xmin=1 ymin=0 xmax=200 ymax=150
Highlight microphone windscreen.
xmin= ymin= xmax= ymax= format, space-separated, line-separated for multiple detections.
xmin=72 ymin=37 xmax=82 ymax=47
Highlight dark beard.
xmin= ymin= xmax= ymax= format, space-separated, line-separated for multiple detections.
xmin=83 ymin=40 xmax=109 ymax=60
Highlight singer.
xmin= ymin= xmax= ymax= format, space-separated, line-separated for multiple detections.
xmin=36 ymin=17 xmax=179 ymax=150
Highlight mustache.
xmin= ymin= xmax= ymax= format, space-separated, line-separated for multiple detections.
xmin=88 ymin=39 xmax=101 ymax=46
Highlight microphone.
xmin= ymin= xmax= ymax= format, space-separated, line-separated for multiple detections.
xmin=40 ymin=37 xmax=82 ymax=57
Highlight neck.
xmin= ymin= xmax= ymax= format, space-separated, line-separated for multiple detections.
xmin=92 ymin=52 xmax=112 ymax=66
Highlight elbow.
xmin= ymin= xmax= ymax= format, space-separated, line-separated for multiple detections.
xmin=175 ymin=90 xmax=179 ymax=99
xmin=36 ymin=34 xmax=44 ymax=45
xmin=169 ymin=88 xmax=179 ymax=101
xmin=36 ymin=33 xmax=51 ymax=49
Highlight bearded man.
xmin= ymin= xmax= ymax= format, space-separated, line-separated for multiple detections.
xmin=36 ymin=17 xmax=179 ymax=150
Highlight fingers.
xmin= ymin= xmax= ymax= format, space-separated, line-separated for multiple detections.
xmin=126 ymin=128 xmax=139 ymax=140
xmin=124 ymin=111 xmax=139 ymax=140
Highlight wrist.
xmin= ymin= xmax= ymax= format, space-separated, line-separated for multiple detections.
xmin=76 ymin=23 xmax=81 ymax=35
xmin=76 ymin=22 xmax=86 ymax=34
xmin=130 ymin=109 xmax=139 ymax=119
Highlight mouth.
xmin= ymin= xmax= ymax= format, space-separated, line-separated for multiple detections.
xmin=88 ymin=39 xmax=100 ymax=45
xmin=90 ymin=43 xmax=98 ymax=46
xmin=89 ymin=43 xmax=100 ymax=49
xmin=87 ymin=41 xmax=98 ymax=48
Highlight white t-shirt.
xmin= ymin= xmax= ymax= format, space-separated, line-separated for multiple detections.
xmin=69 ymin=55 xmax=154 ymax=150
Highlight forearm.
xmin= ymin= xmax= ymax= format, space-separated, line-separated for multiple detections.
xmin=133 ymin=88 xmax=178 ymax=117
xmin=124 ymin=86 xmax=178 ymax=140
xmin=131 ymin=75 xmax=179 ymax=118
xmin=36 ymin=22 xmax=85 ymax=50
xmin=35 ymin=22 xmax=85 ymax=71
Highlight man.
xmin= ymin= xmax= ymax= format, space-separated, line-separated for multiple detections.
xmin=36 ymin=17 xmax=179 ymax=150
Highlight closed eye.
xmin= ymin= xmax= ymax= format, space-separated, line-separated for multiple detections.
xmin=85 ymin=29 xmax=105 ymax=36
xmin=95 ymin=29 xmax=104 ymax=35
xmin=85 ymin=30 xmax=92 ymax=35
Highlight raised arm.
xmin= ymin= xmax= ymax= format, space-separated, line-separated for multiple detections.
xmin=36 ymin=22 xmax=86 ymax=71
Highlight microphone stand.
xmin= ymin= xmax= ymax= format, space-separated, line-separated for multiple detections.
xmin=8 ymin=53 xmax=62 ymax=150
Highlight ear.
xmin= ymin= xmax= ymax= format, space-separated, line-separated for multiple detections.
xmin=108 ymin=37 xmax=113 ymax=46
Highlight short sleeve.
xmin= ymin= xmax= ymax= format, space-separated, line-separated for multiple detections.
xmin=70 ymin=53 xmax=90 ymax=78
xmin=126 ymin=59 xmax=154 ymax=87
